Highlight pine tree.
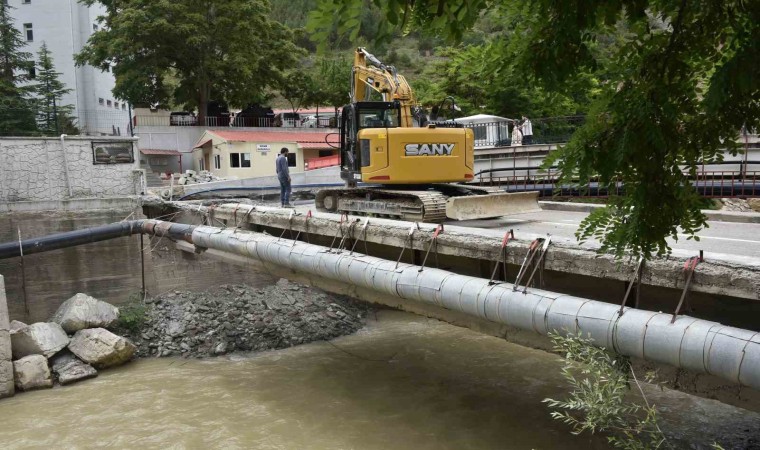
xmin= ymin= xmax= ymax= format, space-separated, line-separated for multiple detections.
xmin=0 ymin=2 xmax=37 ymax=135
xmin=32 ymin=43 xmax=78 ymax=134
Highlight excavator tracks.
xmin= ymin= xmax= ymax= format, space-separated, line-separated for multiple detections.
xmin=315 ymin=185 xmax=540 ymax=222
xmin=315 ymin=187 xmax=448 ymax=222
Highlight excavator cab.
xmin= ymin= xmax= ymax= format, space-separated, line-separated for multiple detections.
xmin=339 ymin=101 xmax=401 ymax=186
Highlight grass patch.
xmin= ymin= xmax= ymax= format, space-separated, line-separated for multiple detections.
xmin=116 ymin=293 xmax=148 ymax=334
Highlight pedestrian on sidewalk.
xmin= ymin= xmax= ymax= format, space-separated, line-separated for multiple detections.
xmin=521 ymin=116 xmax=533 ymax=145
xmin=276 ymin=147 xmax=292 ymax=207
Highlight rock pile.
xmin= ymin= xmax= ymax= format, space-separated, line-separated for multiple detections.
xmin=9 ymin=293 xmax=134 ymax=393
xmin=177 ymin=170 xmax=225 ymax=185
xmin=123 ymin=280 xmax=370 ymax=359
xmin=720 ymin=198 xmax=754 ymax=212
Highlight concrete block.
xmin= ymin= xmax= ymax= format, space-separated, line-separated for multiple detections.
xmin=13 ymin=354 xmax=52 ymax=391
xmin=0 ymin=360 xmax=13 ymax=398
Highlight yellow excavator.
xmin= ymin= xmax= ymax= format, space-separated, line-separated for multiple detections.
xmin=315 ymin=48 xmax=538 ymax=222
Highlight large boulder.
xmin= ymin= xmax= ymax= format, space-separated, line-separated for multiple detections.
xmin=13 ymin=355 xmax=53 ymax=391
xmin=68 ymin=328 xmax=135 ymax=369
xmin=50 ymin=293 xmax=120 ymax=333
xmin=11 ymin=322 xmax=69 ymax=359
xmin=9 ymin=320 xmax=27 ymax=333
xmin=50 ymin=351 xmax=97 ymax=385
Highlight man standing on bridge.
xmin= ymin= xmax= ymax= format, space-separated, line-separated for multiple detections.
xmin=276 ymin=147 xmax=293 ymax=208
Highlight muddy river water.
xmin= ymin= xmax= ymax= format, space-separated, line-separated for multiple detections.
xmin=0 ymin=311 xmax=758 ymax=449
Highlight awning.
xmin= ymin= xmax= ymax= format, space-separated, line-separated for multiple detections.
xmin=139 ymin=148 xmax=182 ymax=156
xmin=193 ymin=138 xmax=212 ymax=149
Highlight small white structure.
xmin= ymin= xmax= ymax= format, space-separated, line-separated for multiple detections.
xmin=456 ymin=114 xmax=512 ymax=149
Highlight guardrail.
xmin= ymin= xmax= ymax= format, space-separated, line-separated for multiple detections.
xmin=478 ymin=166 xmax=760 ymax=198
xmin=304 ymin=154 xmax=340 ymax=171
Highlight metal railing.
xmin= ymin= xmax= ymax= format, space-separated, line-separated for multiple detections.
xmin=464 ymin=115 xmax=586 ymax=148
xmin=304 ymin=154 xmax=340 ymax=171
xmin=133 ymin=114 xmax=340 ymax=128
xmin=0 ymin=108 xmax=133 ymax=137
xmin=478 ymin=165 xmax=760 ymax=198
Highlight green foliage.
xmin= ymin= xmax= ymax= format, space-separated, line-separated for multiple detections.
xmin=77 ymin=0 xmax=300 ymax=117
xmin=544 ymin=332 xmax=669 ymax=449
xmin=0 ymin=3 xmax=38 ymax=135
xmin=310 ymin=0 xmax=760 ymax=259
xmin=278 ymin=70 xmax=316 ymax=115
xmin=311 ymin=56 xmax=351 ymax=111
xmin=116 ymin=296 xmax=147 ymax=334
xmin=31 ymin=43 xmax=78 ymax=135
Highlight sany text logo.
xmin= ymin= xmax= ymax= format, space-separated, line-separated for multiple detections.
xmin=404 ymin=143 xmax=455 ymax=156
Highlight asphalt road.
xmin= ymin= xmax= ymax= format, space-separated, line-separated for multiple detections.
xmin=451 ymin=209 xmax=760 ymax=261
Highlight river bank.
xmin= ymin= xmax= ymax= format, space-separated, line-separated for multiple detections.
xmin=0 ymin=310 xmax=757 ymax=449
xmin=119 ymin=280 xmax=371 ymax=359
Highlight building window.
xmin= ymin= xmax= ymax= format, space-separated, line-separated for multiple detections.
xmin=122 ymin=104 xmax=126 ymax=110
xmin=114 ymin=102 xmax=119 ymax=109
xmin=213 ymin=154 xmax=221 ymax=169
xmin=107 ymin=100 xmax=112 ymax=107
xmin=287 ymin=153 xmax=296 ymax=167
xmin=28 ymin=66 xmax=35 ymax=79
xmin=92 ymin=23 xmax=98 ymax=31
xmin=98 ymin=98 xmax=104 ymax=105
xmin=199 ymin=158 xmax=205 ymax=171
xmin=23 ymin=23 xmax=33 ymax=41
xmin=230 ymin=152 xmax=251 ymax=168
xmin=23 ymin=0 xmax=31 ymax=4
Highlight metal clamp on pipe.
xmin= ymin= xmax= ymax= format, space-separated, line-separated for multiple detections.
xmin=419 ymin=224 xmax=444 ymax=272
xmin=489 ymin=229 xmax=514 ymax=285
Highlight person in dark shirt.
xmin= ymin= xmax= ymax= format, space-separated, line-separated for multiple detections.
xmin=276 ymin=147 xmax=292 ymax=207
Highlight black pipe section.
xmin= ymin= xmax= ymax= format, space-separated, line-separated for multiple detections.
xmin=0 ymin=220 xmax=197 ymax=260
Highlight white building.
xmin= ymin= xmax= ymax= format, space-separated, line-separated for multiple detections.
xmin=8 ymin=0 xmax=130 ymax=135
xmin=456 ymin=114 xmax=512 ymax=149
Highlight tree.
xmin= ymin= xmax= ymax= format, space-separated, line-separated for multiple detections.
xmin=311 ymin=56 xmax=351 ymax=122
xmin=277 ymin=71 xmax=315 ymax=126
xmin=0 ymin=3 xmax=37 ymax=135
xmin=309 ymin=0 xmax=760 ymax=258
xmin=76 ymin=0 xmax=300 ymax=124
xmin=32 ymin=43 xmax=78 ymax=135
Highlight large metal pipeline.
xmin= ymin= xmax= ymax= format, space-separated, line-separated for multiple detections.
xmin=189 ymin=224 xmax=760 ymax=391
xmin=0 ymin=220 xmax=193 ymax=259
xmin=0 ymin=220 xmax=757 ymax=390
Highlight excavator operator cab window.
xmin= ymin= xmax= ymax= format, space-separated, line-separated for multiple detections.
xmin=355 ymin=102 xmax=400 ymax=130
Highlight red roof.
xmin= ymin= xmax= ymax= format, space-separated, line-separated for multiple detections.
xmin=208 ymin=130 xmax=339 ymax=146
xmin=300 ymin=142 xmax=339 ymax=149
xmin=140 ymin=148 xmax=182 ymax=156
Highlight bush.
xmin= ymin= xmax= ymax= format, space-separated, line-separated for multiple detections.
xmin=116 ymin=294 xmax=148 ymax=334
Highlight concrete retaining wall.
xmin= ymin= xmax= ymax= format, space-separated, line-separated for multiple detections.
xmin=0 ymin=276 xmax=13 ymax=398
xmin=0 ymin=208 xmax=274 ymax=322
xmin=0 ymin=136 xmax=141 ymax=204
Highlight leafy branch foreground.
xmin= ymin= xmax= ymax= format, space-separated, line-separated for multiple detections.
xmin=543 ymin=332 xmax=670 ymax=449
